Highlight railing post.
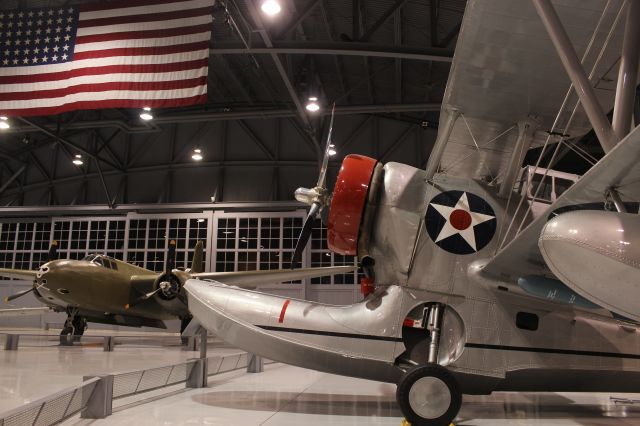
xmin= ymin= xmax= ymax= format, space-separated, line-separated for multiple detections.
xmin=247 ymin=354 xmax=264 ymax=373
xmin=103 ymin=336 xmax=114 ymax=352
xmin=4 ymin=334 xmax=19 ymax=350
xmin=81 ymin=375 xmax=113 ymax=419
xmin=186 ymin=358 xmax=208 ymax=388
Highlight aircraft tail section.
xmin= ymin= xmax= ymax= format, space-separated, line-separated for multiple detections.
xmin=185 ymin=279 xmax=404 ymax=383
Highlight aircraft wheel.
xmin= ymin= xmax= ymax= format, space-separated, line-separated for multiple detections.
xmin=396 ymin=364 xmax=461 ymax=426
xmin=59 ymin=325 xmax=75 ymax=346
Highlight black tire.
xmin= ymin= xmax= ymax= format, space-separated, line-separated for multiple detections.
xmin=396 ymin=364 xmax=461 ymax=426
xmin=59 ymin=325 xmax=75 ymax=346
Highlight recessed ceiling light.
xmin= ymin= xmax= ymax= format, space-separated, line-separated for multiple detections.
xmin=143 ymin=107 xmax=151 ymax=111
xmin=0 ymin=116 xmax=9 ymax=129
xmin=139 ymin=111 xmax=153 ymax=120
xmin=72 ymin=154 xmax=83 ymax=166
xmin=261 ymin=0 xmax=281 ymax=16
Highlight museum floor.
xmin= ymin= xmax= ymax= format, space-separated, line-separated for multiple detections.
xmin=2 ymin=332 xmax=640 ymax=425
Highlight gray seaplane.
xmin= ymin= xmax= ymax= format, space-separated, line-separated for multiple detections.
xmin=184 ymin=0 xmax=640 ymax=424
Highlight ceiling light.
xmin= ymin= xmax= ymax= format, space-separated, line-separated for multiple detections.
xmin=328 ymin=144 xmax=337 ymax=156
xmin=191 ymin=148 xmax=203 ymax=161
xmin=139 ymin=108 xmax=153 ymax=120
xmin=261 ymin=0 xmax=281 ymax=16
xmin=0 ymin=116 xmax=9 ymax=129
xmin=305 ymin=99 xmax=320 ymax=112
xmin=72 ymin=154 xmax=83 ymax=166
xmin=197 ymin=218 xmax=205 ymax=223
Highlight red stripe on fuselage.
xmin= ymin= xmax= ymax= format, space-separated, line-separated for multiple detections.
xmin=278 ymin=299 xmax=291 ymax=323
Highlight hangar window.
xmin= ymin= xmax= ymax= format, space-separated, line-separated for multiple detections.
xmin=0 ymin=222 xmax=51 ymax=270
xmin=214 ymin=213 xmax=302 ymax=275
xmin=310 ymin=219 xmax=360 ymax=285
xmin=516 ymin=312 xmax=539 ymax=331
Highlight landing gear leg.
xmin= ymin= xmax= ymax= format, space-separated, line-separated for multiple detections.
xmin=397 ymin=303 xmax=462 ymax=426
xmin=180 ymin=315 xmax=192 ymax=345
xmin=60 ymin=308 xmax=81 ymax=346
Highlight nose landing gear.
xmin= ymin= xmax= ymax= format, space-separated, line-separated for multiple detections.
xmin=396 ymin=303 xmax=462 ymax=426
xmin=60 ymin=308 xmax=87 ymax=346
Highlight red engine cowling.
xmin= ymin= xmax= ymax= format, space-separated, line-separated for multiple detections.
xmin=327 ymin=154 xmax=378 ymax=255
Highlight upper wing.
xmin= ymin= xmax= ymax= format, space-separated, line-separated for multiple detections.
xmin=191 ymin=266 xmax=357 ymax=287
xmin=436 ymin=0 xmax=624 ymax=181
xmin=0 ymin=268 xmax=37 ymax=280
xmin=483 ymin=124 xmax=640 ymax=280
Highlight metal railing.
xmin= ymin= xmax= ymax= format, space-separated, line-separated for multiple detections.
xmin=0 ymin=377 xmax=100 ymax=426
xmin=0 ymin=351 xmax=269 ymax=426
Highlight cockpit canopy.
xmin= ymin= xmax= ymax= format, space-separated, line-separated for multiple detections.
xmin=82 ymin=254 xmax=118 ymax=270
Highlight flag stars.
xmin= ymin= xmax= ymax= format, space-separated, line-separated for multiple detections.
xmin=37 ymin=10 xmax=43 ymax=17
xmin=41 ymin=56 xmax=48 ymax=62
xmin=28 ymin=11 xmax=34 ymax=18
xmin=53 ymin=45 xmax=59 ymax=52
xmin=55 ymin=26 xmax=61 ymax=33
xmin=66 ymin=16 xmax=73 ymax=23
xmin=1 ymin=59 xmax=7 ymax=66
xmin=65 ymin=26 xmax=71 ymax=33
xmin=68 ymin=7 xmax=74 ymax=13
xmin=18 ymin=12 xmax=24 ymax=18
xmin=22 ymin=57 xmax=28 ymax=64
xmin=47 ymin=18 xmax=52 ymax=25
xmin=63 ymin=44 xmax=69 ymax=51
xmin=47 ymin=10 xmax=54 ymax=16
xmin=52 ymin=54 xmax=58 ymax=61
xmin=56 ymin=17 xmax=62 ymax=24
xmin=61 ymin=53 xmax=68 ymax=60
xmin=54 ymin=35 xmax=60 ymax=42
xmin=64 ymin=34 xmax=70 ymax=42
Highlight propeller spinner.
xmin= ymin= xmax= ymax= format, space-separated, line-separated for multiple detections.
xmin=3 ymin=240 xmax=59 ymax=304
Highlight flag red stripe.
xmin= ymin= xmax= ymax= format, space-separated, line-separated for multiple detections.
xmin=80 ymin=0 xmax=193 ymax=13
xmin=0 ymin=77 xmax=207 ymax=101
xmin=0 ymin=59 xmax=208 ymax=84
xmin=75 ymin=23 xmax=211 ymax=44
xmin=78 ymin=6 xmax=212 ymax=28
xmin=0 ymin=94 xmax=208 ymax=117
xmin=72 ymin=41 xmax=209 ymax=60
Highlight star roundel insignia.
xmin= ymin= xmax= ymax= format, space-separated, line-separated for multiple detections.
xmin=425 ymin=191 xmax=497 ymax=255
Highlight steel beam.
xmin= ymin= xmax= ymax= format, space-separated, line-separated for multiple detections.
xmin=532 ymin=0 xmax=618 ymax=153
xmin=17 ymin=117 xmax=122 ymax=170
xmin=360 ymin=0 xmax=407 ymax=41
xmin=425 ymin=108 xmax=460 ymax=179
xmin=612 ymin=0 xmax=640 ymax=140
xmin=0 ymin=165 xmax=26 ymax=196
xmin=210 ymin=42 xmax=454 ymax=62
xmin=276 ymin=0 xmax=322 ymax=39
xmin=241 ymin=1 xmax=320 ymax=152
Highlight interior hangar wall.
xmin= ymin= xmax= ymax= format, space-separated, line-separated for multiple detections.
xmin=0 ymin=115 xmax=437 ymax=206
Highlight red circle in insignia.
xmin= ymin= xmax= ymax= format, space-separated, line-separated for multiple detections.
xmin=449 ymin=209 xmax=472 ymax=230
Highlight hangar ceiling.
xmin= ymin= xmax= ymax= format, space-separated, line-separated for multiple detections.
xmin=0 ymin=0 xmax=466 ymax=207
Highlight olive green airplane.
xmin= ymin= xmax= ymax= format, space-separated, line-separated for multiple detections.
xmin=1 ymin=240 xmax=354 ymax=344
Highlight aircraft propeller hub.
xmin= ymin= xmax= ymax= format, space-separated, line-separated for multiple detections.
xmin=294 ymin=186 xmax=328 ymax=207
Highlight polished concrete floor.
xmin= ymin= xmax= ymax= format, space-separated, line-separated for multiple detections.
xmin=2 ymin=334 xmax=640 ymax=425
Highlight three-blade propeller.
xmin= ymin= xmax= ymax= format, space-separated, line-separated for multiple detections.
xmin=3 ymin=240 xmax=59 ymax=304
xmin=126 ymin=240 xmax=178 ymax=310
xmin=290 ymin=105 xmax=336 ymax=268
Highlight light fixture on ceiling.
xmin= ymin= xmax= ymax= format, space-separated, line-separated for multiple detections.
xmin=328 ymin=144 xmax=337 ymax=156
xmin=261 ymin=0 xmax=281 ymax=16
xmin=192 ymin=148 xmax=203 ymax=161
xmin=139 ymin=107 xmax=153 ymax=121
xmin=305 ymin=96 xmax=320 ymax=112
xmin=197 ymin=218 xmax=205 ymax=223
xmin=0 ymin=116 xmax=9 ymax=130
xmin=72 ymin=154 xmax=83 ymax=166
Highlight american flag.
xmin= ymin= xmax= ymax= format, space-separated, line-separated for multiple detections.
xmin=0 ymin=0 xmax=214 ymax=117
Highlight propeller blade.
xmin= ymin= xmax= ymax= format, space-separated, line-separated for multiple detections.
xmin=316 ymin=103 xmax=336 ymax=189
xmin=290 ymin=203 xmax=320 ymax=268
xmin=124 ymin=287 xmax=162 ymax=310
xmin=166 ymin=240 xmax=176 ymax=273
xmin=190 ymin=241 xmax=204 ymax=274
xmin=48 ymin=240 xmax=58 ymax=261
xmin=4 ymin=287 xmax=34 ymax=304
